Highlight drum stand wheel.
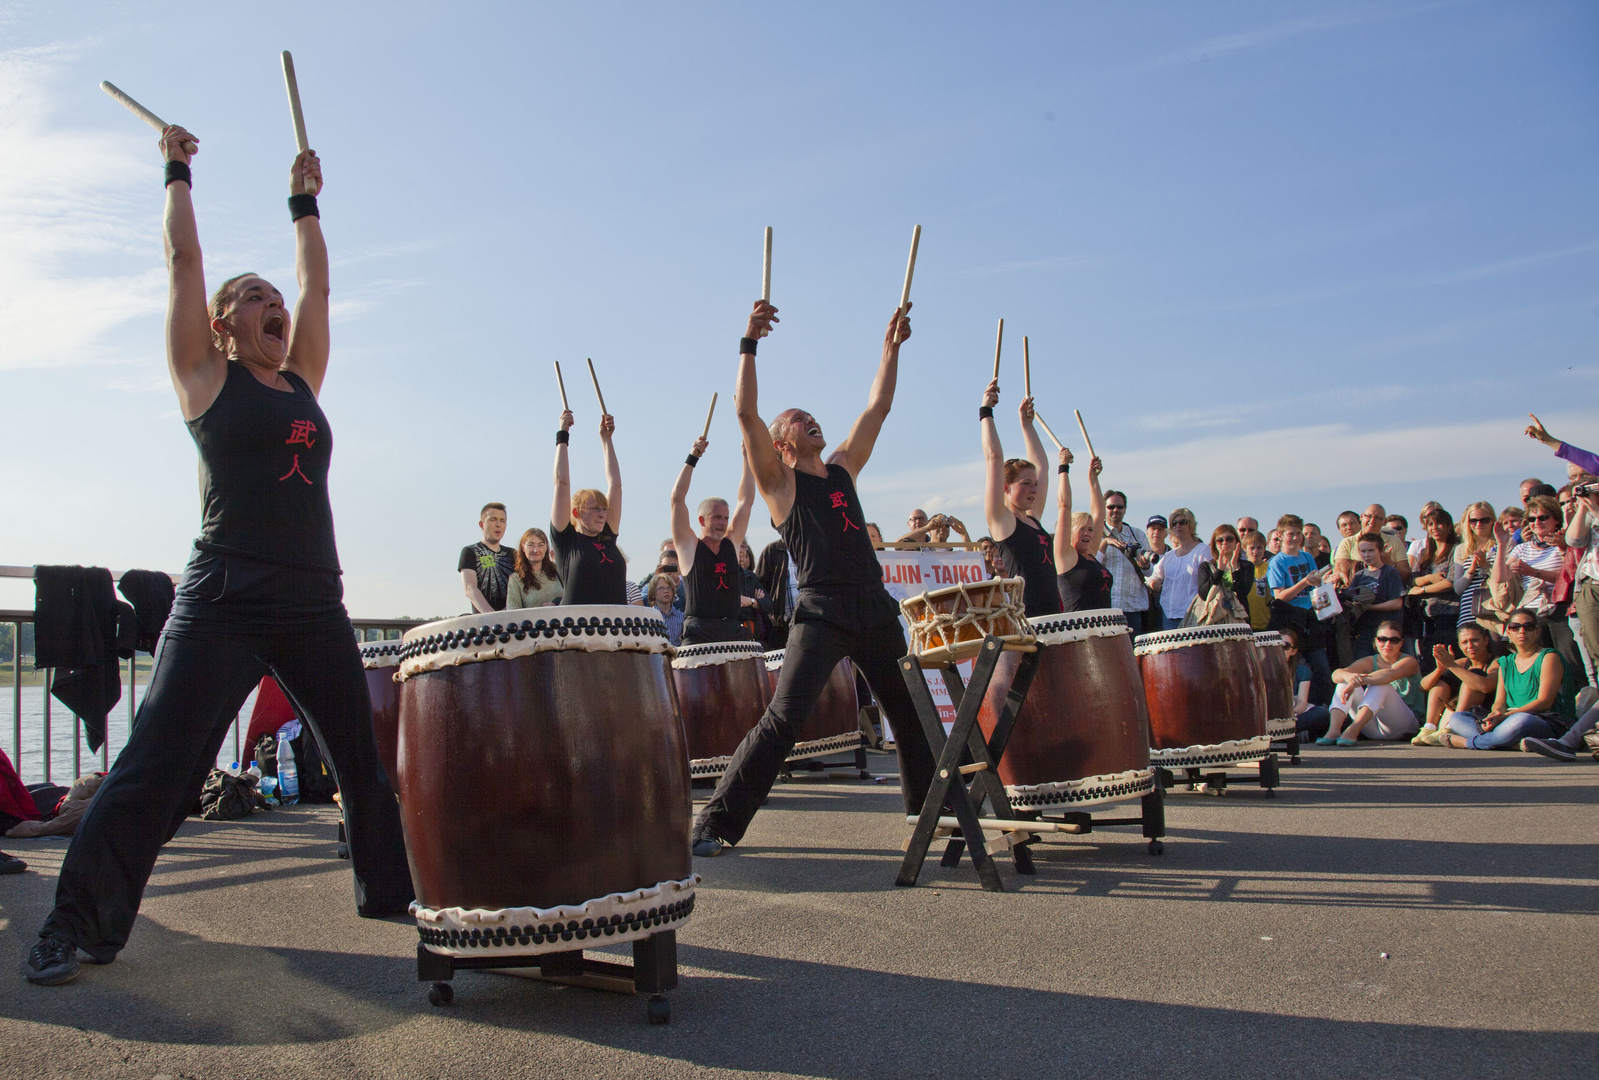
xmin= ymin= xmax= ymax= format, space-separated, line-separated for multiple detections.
xmin=417 ymin=929 xmax=679 ymax=1023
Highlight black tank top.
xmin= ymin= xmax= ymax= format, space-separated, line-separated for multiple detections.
xmin=778 ymin=464 xmax=884 ymax=592
xmin=187 ymin=363 xmax=340 ymax=572
xmin=549 ymin=521 xmax=627 ymax=605
xmin=996 ymin=516 xmax=1061 ymax=618
xmin=683 ymin=536 xmax=742 ymax=620
xmin=1058 ymin=555 xmax=1113 ymax=612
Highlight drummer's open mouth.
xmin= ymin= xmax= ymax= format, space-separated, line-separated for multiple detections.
xmin=263 ymin=314 xmax=285 ymax=343
xmin=807 ymin=426 xmax=822 ymax=438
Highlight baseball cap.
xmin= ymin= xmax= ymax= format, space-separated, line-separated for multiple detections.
xmin=1147 ymin=515 xmax=1167 ymax=528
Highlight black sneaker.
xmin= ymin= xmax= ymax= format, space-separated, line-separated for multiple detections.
xmin=0 ymin=852 xmax=25 ymax=874
xmin=1521 ymin=737 xmax=1576 ymax=762
xmin=691 ymin=834 xmax=728 ymax=858
xmin=22 ymin=935 xmax=79 ymax=986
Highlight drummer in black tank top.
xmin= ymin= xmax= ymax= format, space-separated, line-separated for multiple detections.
xmin=1051 ymin=447 xmax=1113 ymax=612
xmin=692 ymin=300 xmax=937 ymax=856
xmin=549 ymin=408 xmax=628 ymax=605
xmin=978 ymin=378 xmax=1062 ymax=618
xmin=670 ymin=435 xmax=758 ymax=645
xmin=28 ymin=129 xmax=411 ymax=986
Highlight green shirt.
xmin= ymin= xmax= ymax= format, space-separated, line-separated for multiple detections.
xmin=506 ymin=573 xmax=563 ymax=610
xmin=1495 ymin=649 xmax=1569 ymax=717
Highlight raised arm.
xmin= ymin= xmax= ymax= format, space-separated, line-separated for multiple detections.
xmin=981 ymin=378 xmax=1015 ymax=540
xmin=283 ymin=149 xmax=330 ymax=395
xmin=1085 ymin=457 xmax=1106 ymax=550
xmin=551 ymin=409 xmax=574 ymax=531
xmin=670 ymin=436 xmax=708 ymax=575
xmin=729 ymin=449 xmax=756 ymax=548
xmin=831 ymin=305 xmax=910 ymax=479
xmin=600 ymin=413 xmax=622 ymax=534
xmin=161 ymin=126 xmax=226 ymax=420
xmin=735 ymin=301 xmax=790 ymax=520
xmin=1052 ymin=447 xmax=1078 ymax=572
xmin=1018 ymin=394 xmax=1050 ymax=518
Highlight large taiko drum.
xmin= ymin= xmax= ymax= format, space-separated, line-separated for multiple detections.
xmin=671 ymin=641 xmax=770 ymax=781
xmin=358 ymin=638 xmax=403 ymax=789
xmin=394 ymin=606 xmax=695 ymax=963
xmin=1134 ymin=624 xmax=1271 ymax=769
xmin=977 ymin=610 xmax=1155 ymax=811
xmin=900 ymin=578 xmax=1031 ymax=664
xmin=1253 ymin=631 xmax=1297 ymax=741
xmin=763 ymin=650 xmax=864 ymax=762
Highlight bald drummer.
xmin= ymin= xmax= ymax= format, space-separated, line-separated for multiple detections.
xmin=669 ymin=437 xmax=758 ymax=645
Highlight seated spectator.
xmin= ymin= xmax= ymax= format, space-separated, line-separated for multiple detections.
xmin=1281 ymin=626 xmax=1330 ymax=741
xmin=1347 ymin=533 xmax=1404 ymax=656
xmin=1195 ymin=524 xmax=1253 ymax=617
xmin=1318 ymin=620 xmax=1422 ymax=744
xmin=1453 ymin=500 xmax=1497 ymax=632
xmin=1242 ymin=533 xmax=1274 ymax=631
xmin=1145 ymin=516 xmax=1170 ymax=566
xmin=1406 ymin=508 xmax=1460 ymax=638
xmin=1146 ymin=508 xmax=1210 ymax=630
xmin=1441 ymin=609 xmax=1569 ymax=750
xmin=1411 ymin=624 xmax=1496 ymax=744
xmin=459 ymin=502 xmax=514 ymax=613
xmin=506 ymin=527 xmax=563 ymax=609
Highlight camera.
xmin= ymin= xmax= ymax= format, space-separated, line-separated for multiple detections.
xmin=1575 ymin=483 xmax=1596 ymax=498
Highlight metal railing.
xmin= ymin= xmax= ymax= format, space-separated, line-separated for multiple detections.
xmin=1 ymin=567 xmax=426 ymax=784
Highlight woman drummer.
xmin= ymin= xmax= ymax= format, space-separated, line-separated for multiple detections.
xmin=979 ymin=378 xmax=1061 ymax=617
xmin=1051 ymin=448 xmax=1111 ymax=611
xmin=26 ymin=126 xmax=412 ymax=985
xmin=550 ymin=408 xmax=627 ymax=604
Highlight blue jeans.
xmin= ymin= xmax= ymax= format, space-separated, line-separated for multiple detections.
xmin=1296 ymin=705 xmax=1331 ymax=740
xmin=1444 ymin=710 xmax=1556 ymax=750
xmin=1163 ymin=615 xmax=1185 ymax=631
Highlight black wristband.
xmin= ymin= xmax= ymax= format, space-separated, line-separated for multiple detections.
xmin=978 ymin=406 xmax=994 ymax=420
xmin=288 ymin=194 xmax=319 ymax=222
xmin=739 ymin=337 xmax=758 ymax=356
xmin=1058 ymin=463 xmax=1070 ymax=474
xmin=556 ymin=430 xmax=569 ymax=445
xmin=164 ymin=161 xmax=191 ymax=188
xmin=686 ymin=453 xmax=701 ymax=467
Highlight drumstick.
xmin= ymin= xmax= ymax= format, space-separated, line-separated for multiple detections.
xmin=1023 ymin=336 xmax=1031 ymax=399
xmin=553 ymin=360 xmax=570 ymax=413
xmin=1074 ymin=408 xmax=1097 ymax=460
xmin=586 ymin=357 xmax=608 ymax=415
xmin=762 ymin=226 xmax=772 ymax=303
xmin=702 ymin=392 xmax=718 ymax=440
xmin=992 ymin=318 xmax=1003 ymax=380
xmin=1033 ymin=411 xmax=1065 ymax=451
xmin=99 ymin=81 xmax=197 ymax=154
xmin=281 ymin=51 xmax=309 ymax=152
xmin=893 ymin=224 xmax=921 ymax=344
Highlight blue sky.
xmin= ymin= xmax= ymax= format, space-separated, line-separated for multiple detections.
xmin=1 ymin=1 xmax=1595 ymax=617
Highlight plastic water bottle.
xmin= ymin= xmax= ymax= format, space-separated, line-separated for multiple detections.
xmin=247 ymin=760 xmax=262 ymax=782
xmin=277 ymin=735 xmax=300 ymax=805
xmin=227 ymin=760 xmax=241 ymax=776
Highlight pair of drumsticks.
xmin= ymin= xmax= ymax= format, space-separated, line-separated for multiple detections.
xmin=989 ymin=319 xmax=1096 ymax=459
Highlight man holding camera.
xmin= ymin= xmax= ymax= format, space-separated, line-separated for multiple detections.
xmin=1099 ymin=490 xmax=1154 ymax=634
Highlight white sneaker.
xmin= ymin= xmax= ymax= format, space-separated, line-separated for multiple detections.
xmin=1411 ymin=725 xmax=1441 ymax=747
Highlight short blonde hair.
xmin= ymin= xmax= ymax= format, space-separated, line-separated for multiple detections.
xmin=1071 ymin=511 xmax=1093 ymax=535
xmin=571 ymin=488 xmax=608 ymax=513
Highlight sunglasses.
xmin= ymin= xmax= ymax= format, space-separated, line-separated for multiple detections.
xmin=1171 ymin=518 xmax=1192 ymax=526
xmin=1467 ymin=517 xmax=1492 ymax=525
xmin=1506 ymin=623 xmax=1537 ymax=632
xmin=1216 ymin=536 xmax=1238 ymax=544
xmin=1526 ymin=514 xmax=1554 ymax=523
xmin=1375 ymin=635 xmax=1403 ymax=644
xmin=1107 ymin=504 xmax=1126 ymax=511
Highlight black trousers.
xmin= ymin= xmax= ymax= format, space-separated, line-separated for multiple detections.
xmin=694 ymin=612 xmax=936 ymax=846
xmin=40 ymin=555 xmax=411 ymax=960
xmin=681 ymin=616 xmax=749 ymax=646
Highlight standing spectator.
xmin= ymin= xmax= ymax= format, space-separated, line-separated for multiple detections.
xmin=1145 ymin=516 xmax=1170 ymax=566
xmin=1406 ymin=508 xmax=1460 ymax=641
xmin=1412 ymin=625 xmax=1496 ymax=744
xmin=901 ymin=509 xmax=932 ymax=543
xmin=735 ymin=540 xmax=774 ymax=643
xmin=1196 ymin=524 xmax=1253 ymax=615
xmin=506 ymin=527 xmax=563 ymax=609
xmin=1335 ymin=505 xmax=1406 ymax=582
xmin=976 ymin=537 xmax=1002 ymax=579
xmin=1525 ymin=413 xmax=1599 ymax=481
xmin=866 ymin=523 xmax=884 ymax=546
xmin=1100 ymin=490 xmax=1154 ymax=633
xmin=1303 ymin=523 xmax=1333 ymax=568
xmin=1236 ymin=517 xmax=1260 ymax=541
xmin=756 ymin=537 xmax=796 ymax=646
xmin=1347 ymin=534 xmax=1404 ymax=657
xmin=1454 ymin=500 xmax=1498 ymax=632
xmin=1441 ymin=610 xmax=1569 ymax=750
xmin=1565 ymin=481 xmax=1599 ymax=691
xmin=1496 ymin=496 xmax=1565 ymax=617
xmin=1266 ymin=529 xmax=1283 ymax=555
xmin=1407 ymin=502 xmax=1445 ymax=562
xmin=1384 ymin=514 xmax=1409 ymax=552
xmin=1242 ymin=533 xmax=1274 ymax=630
xmin=1268 ymin=514 xmax=1332 ymax=704
xmin=1499 ymin=505 xmax=1525 ymax=542
xmin=647 ymin=572 xmax=686 ymax=646
xmin=458 ymin=502 xmax=514 ymax=614
xmin=1146 ymin=509 xmax=1211 ymax=630
xmin=1318 ymin=620 xmax=1422 ymax=744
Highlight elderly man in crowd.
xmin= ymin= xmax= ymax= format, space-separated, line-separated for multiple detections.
xmin=1101 ymin=490 xmax=1155 ymax=634
xmin=1334 ymin=505 xmax=1407 ymax=584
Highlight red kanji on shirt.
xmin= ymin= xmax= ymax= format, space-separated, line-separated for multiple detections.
xmin=713 ymin=562 xmax=731 ymax=588
xmin=829 ymin=490 xmax=861 ymax=531
xmin=593 ymin=542 xmax=614 ymax=564
xmin=279 ymin=454 xmax=312 ymax=484
xmin=286 ymin=419 xmax=317 ymax=448
xmin=829 ymin=491 xmax=848 ymax=509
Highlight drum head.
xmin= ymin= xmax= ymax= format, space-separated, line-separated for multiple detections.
xmin=1133 ymin=623 xmax=1256 ymax=656
xmin=671 ymin=640 xmax=765 ymax=670
xmin=398 ymin=605 xmax=671 ymax=680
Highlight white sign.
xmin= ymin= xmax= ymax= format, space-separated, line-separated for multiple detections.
xmin=876 ymin=548 xmax=990 ymax=734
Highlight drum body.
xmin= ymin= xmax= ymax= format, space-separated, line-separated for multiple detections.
xmin=671 ymin=642 xmax=770 ymax=781
xmin=1134 ymin=625 xmax=1271 ymax=768
xmin=977 ymin=610 xmax=1155 ymax=810
xmin=1253 ymin=631 xmax=1297 ymax=740
xmin=395 ymin=606 xmax=695 ymax=960
xmin=764 ymin=650 xmax=864 ymax=762
xmin=358 ymin=638 xmax=403 ymax=789
xmin=900 ymin=578 xmax=1030 ymax=664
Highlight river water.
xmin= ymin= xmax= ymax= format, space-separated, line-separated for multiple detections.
xmin=3 ymin=684 xmax=259 ymax=785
